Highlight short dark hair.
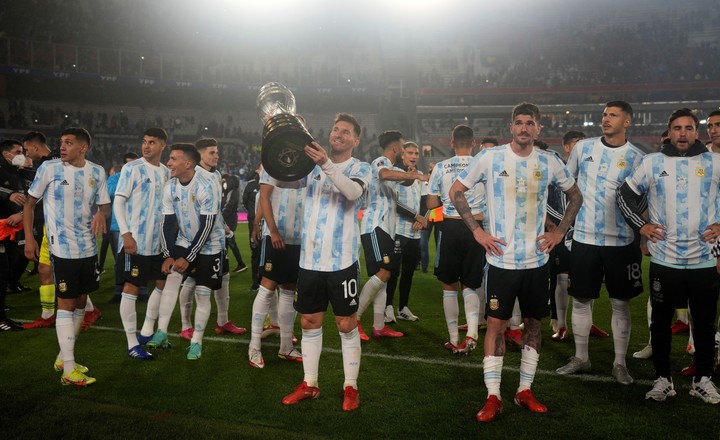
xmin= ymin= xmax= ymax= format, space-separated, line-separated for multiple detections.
xmin=144 ymin=127 xmax=168 ymax=142
xmin=334 ymin=113 xmax=361 ymax=137
xmin=378 ymin=131 xmax=403 ymax=150
xmin=171 ymin=143 xmax=201 ymax=164
xmin=124 ymin=152 xmax=139 ymax=161
xmin=23 ymin=131 xmax=46 ymax=144
xmin=605 ymin=100 xmax=633 ymax=119
xmin=0 ymin=139 xmax=22 ymax=153
xmin=562 ymin=130 xmax=585 ymax=145
xmin=480 ymin=137 xmax=499 ymax=146
xmin=60 ymin=127 xmax=92 ymax=148
xmin=452 ymin=125 xmax=474 ymax=144
xmin=667 ymin=108 xmax=699 ymax=129
xmin=708 ymin=110 xmax=720 ymax=119
xmin=511 ymin=102 xmax=541 ymax=121
xmin=195 ymin=137 xmax=218 ymax=151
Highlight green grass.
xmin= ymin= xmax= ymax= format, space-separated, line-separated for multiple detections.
xmin=1 ymin=226 xmax=719 ymax=439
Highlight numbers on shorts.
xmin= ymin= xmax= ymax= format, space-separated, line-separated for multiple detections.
xmin=341 ymin=279 xmax=358 ymax=299
xmin=626 ymin=262 xmax=641 ymax=281
xmin=213 ymin=258 xmax=221 ymax=273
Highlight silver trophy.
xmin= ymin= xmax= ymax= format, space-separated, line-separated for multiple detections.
xmin=256 ymin=82 xmax=315 ymax=181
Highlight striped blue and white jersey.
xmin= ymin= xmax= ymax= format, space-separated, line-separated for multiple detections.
xmin=162 ymin=170 xmax=224 ymax=257
xmin=429 ymin=155 xmax=484 ymax=217
xmin=198 ymin=166 xmax=227 ymax=250
xmin=457 ymin=145 xmax=575 ymax=270
xmin=113 ymin=158 xmax=170 ymax=255
xmin=299 ymin=158 xmax=371 ymax=272
xmin=360 ymin=155 xmax=398 ymax=237
xmin=28 ymin=159 xmax=110 ymax=259
xmin=567 ymin=137 xmax=645 ymax=246
xmin=394 ymin=167 xmax=422 ymax=239
xmin=625 ymin=151 xmax=720 ymax=266
xmin=259 ymin=169 xmax=305 ymax=245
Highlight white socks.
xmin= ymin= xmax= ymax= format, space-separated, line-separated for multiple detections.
xmin=157 ymin=271 xmax=183 ymax=333
xmin=120 ymin=293 xmax=139 ymax=349
xmin=483 ymin=355 xmax=504 ymax=399
xmin=140 ymin=287 xmax=162 ymax=337
xmin=357 ymin=275 xmax=384 ymax=319
xmin=372 ymin=285 xmax=387 ymax=330
xmin=518 ymin=346 xmax=540 ymax=392
xmin=509 ymin=300 xmax=522 ymax=330
xmin=610 ymin=298 xmax=631 ymax=366
xmin=55 ymin=310 xmax=76 ymax=374
xmin=572 ymin=298 xmax=593 ymax=361
xmin=215 ymin=273 xmax=231 ymax=326
xmin=278 ymin=288 xmax=296 ymax=353
xmin=555 ymin=274 xmax=569 ymax=329
xmin=301 ymin=328 xmax=323 ymax=387
xmin=443 ymin=290 xmax=460 ymax=346
xmin=250 ymin=286 xmax=274 ymax=351
xmin=462 ymin=287 xmax=480 ymax=340
xmin=190 ymin=285 xmax=212 ymax=345
xmin=179 ymin=277 xmax=196 ymax=331
xmin=340 ymin=327 xmax=361 ymax=389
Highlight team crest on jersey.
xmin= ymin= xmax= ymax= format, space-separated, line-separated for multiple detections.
xmin=58 ymin=282 xmax=67 ymax=293
xmin=489 ymin=297 xmax=499 ymax=311
xmin=533 ymin=166 xmax=542 ymax=181
xmin=696 ymin=167 xmax=706 ymax=177
xmin=265 ymin=262 xmax=273 ymax=272
xmin=89 ymin=178 xmax=95 ymax=188
xmin=383 ymin=255 xmax=390 ymax=264
xmin=131 ymin=267 xmax=140 ymax=277
xmin=617 ymin=159 xmax=627 ymax=169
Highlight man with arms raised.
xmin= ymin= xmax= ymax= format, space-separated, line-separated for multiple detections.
xmin=281 ymin=113 xmax=371 ymax=411
xmin=356 ymin=130 xmax=427 ymax=340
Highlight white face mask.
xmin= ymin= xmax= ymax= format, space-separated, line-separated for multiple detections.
xmin=11 ymin=154 xmax=27 ymax=167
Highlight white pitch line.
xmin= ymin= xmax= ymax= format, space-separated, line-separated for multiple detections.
xmin=86 ymin=323 xmax=665 ymax=387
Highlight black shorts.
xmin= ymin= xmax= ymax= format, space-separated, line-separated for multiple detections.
xmin=118 ymin=251 xmax=166 ymax=287
xmin=433 ymin=218 xmax=485 ymax=288
xmin=187 ymin=252 xmax=223 ymax=290
xmin=649 ymin=262 xmax=719 ymax=310
xmin=51 ymin=254 xmax=100 ymax=299
xmin=361 ymin=227 xmax=401 ymax=276
xmin=260 ymin=238 xmax=300 ymax=285
xmin=485 ymin=263 xmax=550 ymax=321
xmin=295 ymin=263 xmax=360 ymax=317
xmin=551 ymin=241 xmax=571 ymax=274
xmin=568 ymin=241 xmax=644 ymax=300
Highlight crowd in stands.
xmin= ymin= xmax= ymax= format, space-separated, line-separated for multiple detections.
xmin=2 ymin=1 xmax=718 ymax=91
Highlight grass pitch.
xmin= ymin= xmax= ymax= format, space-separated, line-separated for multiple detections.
xmin=1 ymin=226 xmax=718 ymax=439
